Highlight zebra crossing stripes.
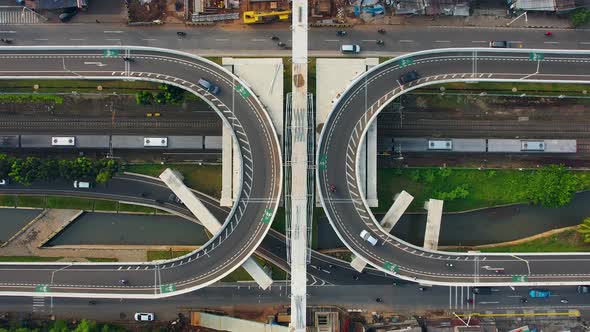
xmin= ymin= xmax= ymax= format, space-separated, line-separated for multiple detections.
xmin=32 ymin=296 xmax=45 ymax=312
xmin=0 ymin=7 xmax=41 ymax=25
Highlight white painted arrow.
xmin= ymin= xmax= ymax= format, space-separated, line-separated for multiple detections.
xmin=84 ymin=62 xmax=107 ymax=67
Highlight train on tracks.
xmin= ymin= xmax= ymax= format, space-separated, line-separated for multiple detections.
xmin=380 ymin=138 xmax=577 ymax=154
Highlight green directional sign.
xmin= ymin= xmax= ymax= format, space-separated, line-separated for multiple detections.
xmin=318 ymin=154 xmax=328 ymax=170
xmin=384 ymin=261 xmax=400 ymax=273
xmin=512 ymin=275 xmax=528 ymax=282
xmin=235 ymin=85 xmax=251 ymax=98
xmin=160 ymin=283 xmax=177 ymax=293
xmin=529 ymin=53 xmax=544 ymax=61
xmin=399 ymin=58 xmax=415 ymax=68
xmin=261 ymin=208 xmax=273 ymax=224
xmin=35 ymin=284 xmax=50 ymax=293
xmin=103 ymin=49 xmax=120 ymax=57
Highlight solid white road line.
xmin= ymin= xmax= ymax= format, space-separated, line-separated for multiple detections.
xmin=472 ymin=41 xmax=488 ymax=43
xmin=399 ymin=40 xmax=413 ymax=42
xmin=325 ymin=39 xmax=339 ymax=42
xmin=251 ymin=39 xmax=265 ymax=42
xmin=0 ymin=31 xmax=16 ymax=33
xmin=215 ymin=39 xmax=229 ymax=41
xmin=436 ymin=40 xmax=451 ymax=43
xmin=142 ymin=38 xmax=157 ymax=41
xmin=103 ymin=31 xmax=123 ymax=33
xmin=362 ymin=39 xmax=377 ymax=42
xmin=544 ymin=41 xmax=559 ymax=44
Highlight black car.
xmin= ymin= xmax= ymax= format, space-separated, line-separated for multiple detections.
xmin=489 ymin=40 xmax=508 ymax=48
xmin=59 ymin=9 xmax=78 ymax=22
xmin=398 ymin=70 xmax=421 ymax=84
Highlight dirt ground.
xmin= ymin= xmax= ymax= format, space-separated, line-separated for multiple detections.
xmin=127 ymin=0 xmax=167 ymax=22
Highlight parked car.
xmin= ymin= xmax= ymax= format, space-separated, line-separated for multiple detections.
xmin=398 ymin=70 xmax=421 ymax=84
xmin=134 ymin=313 xmax=155 ymax=321
xmin=489 ymin=40 xmax=508 ymax=48
xmin=359 ymin=230 xmax=378 ymax=246
xmin=578 ymin=285 xmax=589 ymax=294
xmin=529 ymin=289 xmax=551 ymax=298
xmin=198 ymin=78 xmax=220 ymax=95
xmin=0 ymin=179 xmax=7 ymax=185
xmin=340 ymin=44 xmax=361 ymax=54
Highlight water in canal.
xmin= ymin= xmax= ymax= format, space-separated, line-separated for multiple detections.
xmin=0 ymin=208 xmax=42 ymax=243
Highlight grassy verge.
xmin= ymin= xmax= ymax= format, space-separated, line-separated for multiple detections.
xmin=118 ymin=203 xmax=156 ymax=214
xmin=16 ymin=196 xmax=45 ymax=208
xmin=375 ymin=167 xmax=590 ymax=213
xmin=0 ymin=195 xmax=16 ymax=207
xmin=93 ymin=200 xmax=119 ymax=212
xmin=146 ymin=250 xmax=191 ymax=261
xmin=271 ymin=208 xmax=285 ymax=234
xmin=87 ymin=257 xmax=118 ymax=262
xmin=125 ymin=163 xmax=222 ymax=199
xmin=0 ymin=256 xmax=62 ymax=262
xmin=221 ymin=267 xmax=254 ymax=282
xmin=430 ymin=82 xmax=590 ymax=96
xmin=46 ymin=197 xmax=94 ymax=210
xmin=284 ymin=57 xmax=292 ymax=94
xmin=0 ymin=80 xmax=160 ymax=93
xmin=479 ymin=230 xmax=590 ymax=253
xmin=0 ymin=94 xmax=64 ymax=104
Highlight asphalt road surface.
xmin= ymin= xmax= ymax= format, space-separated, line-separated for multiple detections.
xmin=0 ymin=47 xmax=282 ymax=298
xmin=318 ymin=48 xmax=590 ymax=286
xmin=0 ymin=24 xmax=589 ymax=55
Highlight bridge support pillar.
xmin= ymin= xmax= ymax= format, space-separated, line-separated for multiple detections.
xmin=350 ymin=191 xmax=414 ymax=272
xmin=423 ymin=199 xmax=444 ymax=250
xmin=159 ymin=168 xmax=272 ymax=289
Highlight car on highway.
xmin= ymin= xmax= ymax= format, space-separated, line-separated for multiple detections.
xmin=489 ymin=40 xmax=508 ymax=48
xmin=341 ymin=44 xmax=361 ymax=54
xmin=134 ymin=313 xmax=155 ymax=321
xmin=529 ymin=289 xmax=551 ymax=298
xmin=472 ymin=287 xmax=492 ymax=295
xmin=73 ymin=180 xmax=92 ymax=189
xmin=398 ymin=70 xmax=421 ymax=84
xmin=359 ymin=230 xmax=378 ymax=246
xmin=578 ymin=285 xmax=590 ymax=294
xmin=198 ymin=78 xmax=220 ymax=95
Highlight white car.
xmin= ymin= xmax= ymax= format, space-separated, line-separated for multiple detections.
xmin=0 ymin=179 xmax=7 ymax=185
xmin=134 ymin=313 xmax=155 ymax=321
xmin=360 ymin=230 xmax=378 ymax=246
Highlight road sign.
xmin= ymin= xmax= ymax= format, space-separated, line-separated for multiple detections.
xmin=512 ymin=275 xmax=528 ymax=282
xmin=318 ymin=154 xmax=328 ymax=170
xmin=384 ymin=261 xmax=399 ymax=273
xmin=160 ymin=283 xmax=177 ymax=293
xmin=235 ymin=85 xmax=251 ymax=98
xmin=529 ymin=53 xmax=544 ymax=61
xmin=35 ymin=284 xmax=50 ymax=293
xmin=261 ymin=208 xmax=273 ymax=224
xmin=399 ymin=58 xmax=414 ymax=68
xmin=103 ymin=49 xmax=120 ymax=57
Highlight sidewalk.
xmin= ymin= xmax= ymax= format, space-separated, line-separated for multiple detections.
xmin=377 ymin=12 xmax=572 ymax=29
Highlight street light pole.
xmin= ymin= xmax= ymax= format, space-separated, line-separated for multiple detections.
xmin=506 ymin=10 xmax=527 ymax=26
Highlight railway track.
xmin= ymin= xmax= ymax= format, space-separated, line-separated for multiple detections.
xmin=0 ymin=117 xmax=222 ymax=131
xmin=378 ymin=118 xmax=590 ymax=138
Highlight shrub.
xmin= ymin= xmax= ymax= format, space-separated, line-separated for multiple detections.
xmin=571 ymin=9 xmax=590 ymax=27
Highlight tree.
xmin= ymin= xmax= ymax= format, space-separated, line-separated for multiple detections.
xmin=0 ymin=153 xmax=13 ymax=178
xmin=9 ymin=156 xmax=42 ymax=186
xmin=525 ymin=165 xmax=580 ymax=208
xmin=160 ymin=84 xmax=185 ymax=104
xmin=135 ymin=91 xmax=153 ymax=105
xmin=577 ymin=217 xmax=590 ymax=243
xmin=571 ymin=8 xmax=590 ymax=27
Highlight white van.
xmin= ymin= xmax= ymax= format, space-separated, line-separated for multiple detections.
xmin=341 ymin=44 xmax=361 ymax=54
xmin=73 ymin=181 xmax=92 ymax=189
xmin=360 ymin=230 xmax=378 ymax=246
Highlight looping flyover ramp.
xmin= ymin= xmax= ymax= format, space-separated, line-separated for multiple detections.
xmin=0 ymin=46 xmax=282 ymax=298
xmin=317 ymin=48 xmax=590 ymax=287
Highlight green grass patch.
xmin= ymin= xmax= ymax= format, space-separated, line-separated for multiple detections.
xmin=87 ymin=257 xmax=118 ymax=262
xmin=0 ymin=80 xmax=160 ymax=93
xmin=284 ymin=57 xmax=292 ymax=94
xmin=205 ymin=57 xmax=222 ymax=65
xmin=375 ymin=167 xmax=590 ymax=213
xmin=0 ymin=195 xmax=16 ymax=207
xmin=421 ymin=82 xmax=590 ymax=96
xmin=220 ymin=266 xmax=254 ymax=282
xmin=45 ymin=196 xmax=94 ymax=210
xmin=480 ymin=230 xmax=590 ymax=253
xmin=0 ymin=256 xmax=62 ymax=262
xmin=308 ymin=58 xmax=317 ymax=96
xmin=118 ymin=203 xmax=156 ymax=214
xmin=146 ymin=250 xmax=192 ymax=261
xmin=16 ymin=196 xmax=45 ymax=208
xmin=125 ymin=163 xmax=222 ymax=199
xmin=0 ymin=93 xmax=64 ymax=104
xmin=93 ymin=200 xmax=119 ymax=212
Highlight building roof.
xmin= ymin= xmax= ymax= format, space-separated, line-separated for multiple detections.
xmin=513 ymin=0 xmax=556 ymax=11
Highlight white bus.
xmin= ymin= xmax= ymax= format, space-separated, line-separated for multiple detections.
xmin=51 ymin=136 xmax=75 ymax=146
xmin=143 ymin=137 xmax=168 ymax=147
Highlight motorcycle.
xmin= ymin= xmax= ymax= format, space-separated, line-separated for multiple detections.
xmin=544 ymin=31 xmax=552 ymax=37
xmin=277 ymin=41 xmax=287 ymax=48
xmin=271 ymin=36 xmax=279 ymax=41
xmin=0 ymin=38 xmax=13 ymax=44
xmin=377 ymin=40 xmax=385 ymax=46
xmin=336 ymin=30 xmax=347 ymax=36
xmin=177 ymin=31 xmax=187 ymax=37
xmin=377 ymin=29 xmax=386 ymax=34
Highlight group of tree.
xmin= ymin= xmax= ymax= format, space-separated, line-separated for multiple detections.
xmin=434 ymin=184 xmax=470 ymax=201
xmin=570 ymin=9 xmax=590 ymax=27
xmin=0 ymin=154 xmax=119 ymax=186
xmin=525 ymin=164 xmax=581 ymax=208
xmin=136 ymin=84 xmax=185 ymax=105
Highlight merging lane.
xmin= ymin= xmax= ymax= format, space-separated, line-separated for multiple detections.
xmin=318 ymin=48 xmax=590 ymax=286
xmin=0 ymin=46 xmax=282 ymax=298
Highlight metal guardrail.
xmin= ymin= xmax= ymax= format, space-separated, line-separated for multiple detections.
xmin=284 ymin=92 xmax=293 ymax=264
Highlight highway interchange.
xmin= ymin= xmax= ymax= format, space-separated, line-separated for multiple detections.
xmin=0 ymin=21 xmax=589 ymax=319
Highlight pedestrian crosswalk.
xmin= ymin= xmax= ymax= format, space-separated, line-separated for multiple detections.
xmin=32 ymin=296 xmax=45 ymax=312
xmin=0 ymin=6 xmax=43 ymax=25
xmin=449 ymin=286 xmax=476 ymax=310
